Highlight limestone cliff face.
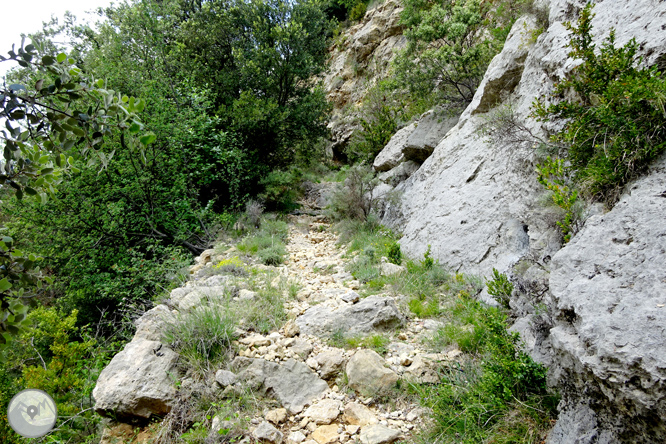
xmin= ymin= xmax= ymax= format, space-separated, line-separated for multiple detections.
xmin=367 ymin=0 xmax=666 ymax=441
xmin=322 ymin=0 xmax=406 ymax=154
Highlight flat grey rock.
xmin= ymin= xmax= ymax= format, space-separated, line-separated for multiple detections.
xmin=296 ymin=295 xmax=404 ymax=338
xmin=231 ymin=357 xmax=329 ymax=414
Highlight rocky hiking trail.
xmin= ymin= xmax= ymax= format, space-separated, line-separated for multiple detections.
xmin=94 ymin=215 xmax=463 ymax=444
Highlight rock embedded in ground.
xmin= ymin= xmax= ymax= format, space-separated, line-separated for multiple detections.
xmin=93 ymin=338 xmax=179 ymax=419
xmin=344 ymin=402 xmax=378 ymax=426
xmin=310 ymin=424 xmax=339 ymax=444
xmin=254 ymin=420 xmax=284 ymax=444
xmin=296 ymin=295 xmax=404 ymax=338
xmin=266 ymin=408 xmax=288 ymax=425
xmin=177 ymin=286 xmax=227 ymax=310
xmin=238 ymin=289 xmax=257 ymax=300
xmin=402 ymin=353 xmax=448 ymax=384
xmin=289 ymin=338 xmax=314 ymax=359
xmin=403 ymin=109 xmax=458 ymax=162
xmin=215 ymin=369 xmax=238 ymax=388
xmin=231 ymin=357 xmax=329 ymax=414
xmin=283 ymin=319 xmax=300 ymax=338
xmin=288 ymin=430 xmax=307 ymax=444
xmin=303 ymin=399 xmax=343 ymax=425
xmin=315 ymin=350 xmax=345 ymax=380
xmin=346 ymin=350 xmax=399 ymax=395
xmin=379 ymin=262 xmax=406 ymax=277
xmin=359 ymin=424 xmax=401 ymax=444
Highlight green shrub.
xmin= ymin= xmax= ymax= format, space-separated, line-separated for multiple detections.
xmin=536 ymin=156 xmax=581 ymax=242
xmin=394 ymin=0 xmax=532 ymax=108
xmin=0 ymin=307 xmax=123 ymax=443
xmin=349 ymin=1 xmax=367 ymax=21
xmin=423 ymin=299 xmax=557 ymax=442
xmin=532 ymin=3 xmax=666 ymax=204
xmin=421 ymin=244 xmax=435 ymax=269
xmin=486 ymin=268 xmax=514 ymax=309
xmin=259 ymin=168 xmax=303 ymax=212
xmin=257 ymin=244 xmax=287 ymax=266
xmin=345 ymin=86 xmax=401 ymax=163
xmin=328 ymin=164 xmax=380 ymax=221
xmin=237 ymin=217 xmax=289 ymax=265
xmin=408 ymin=297 xmax=440 ymax=318
xmin=386 ymin=241 xmax=402 ymax=265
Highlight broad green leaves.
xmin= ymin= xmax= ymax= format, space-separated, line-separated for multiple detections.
xmin=0 ymin=40 xmax=151 ymax=342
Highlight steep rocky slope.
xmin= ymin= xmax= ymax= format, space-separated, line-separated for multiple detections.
xmin=370 ymin=0 xmax=666 ymax=441
xmin=323 ymin=0 xmax=405 ymax=155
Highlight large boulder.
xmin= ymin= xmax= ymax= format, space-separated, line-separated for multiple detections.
xmin=93 ymin=338 xmax=179 ymax=419
xmin=94 ymin=305 xmax=180 ymax=419
xmin=230 ymin=357 xmax=329 ymax=414
xmin=296 ymin=296 xmax=404 ymax=338
xmin=547 ymin=154 xmax=666 ymax=442
xmin=403 ymin=110 xmax=459 ymax=162
xmin=372 ymin=123 xmax=416 ymax=172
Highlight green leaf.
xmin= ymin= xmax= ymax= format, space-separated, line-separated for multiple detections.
xmin=96 ymin=79 xmax=105 ymax=88
xmin=139 ymin=132 xmax=157 ymax=146
xmin=0 ymin=278 xmax=12 ymax=292
xmin=129 ymin=122 xmax=141 ymax=134
xmin=56 ymin=52 xmax=67 ymax=63
xmin=42 ymin=55 xmax=55 ymax=65
xmin=24 ymin=187 xmax=37 ymax=196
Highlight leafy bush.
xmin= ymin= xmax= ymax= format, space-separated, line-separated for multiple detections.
xmin=259 ymin=169 xmax=302 ymax=212
xmin=328 ymin=164 xmax=380 ymax=221
xmin=345 ymin=86 xmax=402 ymax=163
xmin=533 ymin=4 xmax=666 ymax=204
xmin=486 ymin=268 xmax=514 ymax=309
xmin=421 ymin=244 xmax=435 ymax=269
xmin=394 ymin=0 xmax=533 ymax=107
xmin=386 ymin=241 xmax=402 ymax=265
xmin=424 ymin=298 xmax=557 ymax=442
xmin=0 ymin=308 xmax=124 ymax=443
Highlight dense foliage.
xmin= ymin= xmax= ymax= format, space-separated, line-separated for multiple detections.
xmin=0 ymin=0 xmax=331 ymax=440
xmin=533 ymin=3 xmax=666 ymax=204
xmin=393 ymin=0 xmax=534 ymax=107
xmin=1 ymin=0 xmax=332 ymax=331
